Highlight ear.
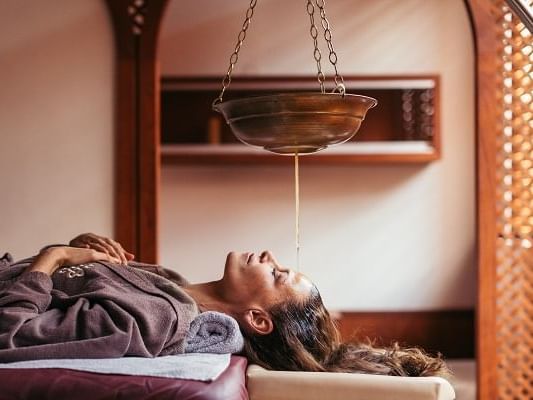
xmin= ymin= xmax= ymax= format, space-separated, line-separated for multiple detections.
xmin=242 ymin=309 xmax=274 ymax=335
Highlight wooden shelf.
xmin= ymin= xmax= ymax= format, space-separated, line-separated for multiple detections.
xmin=160 ymin=75 xmax=441 ymax=164
xmin=161 ymin=142 xmax=439 ymax=165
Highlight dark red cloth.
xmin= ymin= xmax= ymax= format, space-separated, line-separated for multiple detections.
xmin=0 ymin=356 xmax=249 ymax=400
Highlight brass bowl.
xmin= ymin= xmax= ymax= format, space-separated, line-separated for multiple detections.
xmin=213 ymin=92 xmax=377 ymax=155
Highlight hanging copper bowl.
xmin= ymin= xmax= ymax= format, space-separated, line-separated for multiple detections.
xmin=213 ymin=92 xmax=377 ymax=155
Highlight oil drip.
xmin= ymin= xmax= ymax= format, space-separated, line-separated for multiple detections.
xmin=294 ymin=152 xmax=300 ymax=271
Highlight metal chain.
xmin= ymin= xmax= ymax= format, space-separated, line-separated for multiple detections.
xmin=212 ymin=0 xmax=258 ymax=108
xmin=306 ymin=0 xmax=325 ymax=93
xmin=213 ymin=0 xmax=345 ymax=105
xmin=314 ymin=0 xmax=345 ymax=94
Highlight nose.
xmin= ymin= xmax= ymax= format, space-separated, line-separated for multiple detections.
xmin=260 ymin=251 xmax=289 ymax=271
xmin=260 ymin=250 xmax=275 ymax=263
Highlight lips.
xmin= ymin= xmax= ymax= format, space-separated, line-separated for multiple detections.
xmin=246 ymin=252 xmax=254 ymax=264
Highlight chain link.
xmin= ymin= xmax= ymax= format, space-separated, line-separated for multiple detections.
xmin=212 ymin=0 xmax=258 ymax=108
xmin=314 ymin=0 xmax=345 ymax=95
xmin=306 ymin=0 xmax=325 ymax=93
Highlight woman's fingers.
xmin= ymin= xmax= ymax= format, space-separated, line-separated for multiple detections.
xmin=103 ymin=238 xmax=129 ymax=265
xmin=104 ymin=238 xmax=128 ymax=265
xmin=89 ymin=242 xmax=125 ymax=265
xmin=89 ymin=242 xmax=114 ymax=258
xmin=93 ymin=238 xmax=120 ymax=262
xmin=92 ymin=250 xmax=121 ymax=264
xmin=69 ymin=233 xmax=134 ymax=265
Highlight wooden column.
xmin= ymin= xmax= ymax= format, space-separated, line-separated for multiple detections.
xmin=465 ymin=1 xmax=500 ymax=398
xmin=105 ymin=0 xmax=168 ymax=263
xmin=466 ymin=1 xmax=533 ymax=399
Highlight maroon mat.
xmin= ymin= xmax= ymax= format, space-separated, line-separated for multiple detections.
xmin=0 ymin=355 xmax=248 ymax=400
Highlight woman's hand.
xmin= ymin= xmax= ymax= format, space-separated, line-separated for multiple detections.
xmin=69 ymin=233 xmax=134 ymax=265
xmin=27 ymin=247 xmax=121 ymax=276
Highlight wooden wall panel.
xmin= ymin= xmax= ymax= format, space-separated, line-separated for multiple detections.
xmin=337 ymin=310 xmax=475 ymax=359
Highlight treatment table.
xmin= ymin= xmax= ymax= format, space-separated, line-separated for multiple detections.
xmin=0 ymin=356 xmax=456 ymax=400
xmin=247 ymin=364 xmax=456 ymax=400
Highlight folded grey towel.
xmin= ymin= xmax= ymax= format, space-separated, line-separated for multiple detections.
xmin=185 ymin=311 xmax=244 ymax=354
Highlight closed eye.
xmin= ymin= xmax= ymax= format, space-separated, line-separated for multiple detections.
xmin=272 ymin=267 xmax=282 ymax=281
xmin=271 ymin=267 xmax=288 ymax=283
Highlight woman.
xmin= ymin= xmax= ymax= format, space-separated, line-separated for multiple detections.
xmin=0 ymin=233 xmax=448 ymax=377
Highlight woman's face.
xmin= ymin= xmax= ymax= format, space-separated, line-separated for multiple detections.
xmin=220 ymin=250 xmax=314 ymax=311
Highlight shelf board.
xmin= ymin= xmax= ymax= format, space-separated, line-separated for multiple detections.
xmin=160 ymin=141 xmax=439 ymax=165
xmin=161 ymin=76 xmax=441 ymax=165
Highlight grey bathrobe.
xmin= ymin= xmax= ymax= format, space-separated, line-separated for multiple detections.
xmin=0 ymin=253 xmax=199 ymax=362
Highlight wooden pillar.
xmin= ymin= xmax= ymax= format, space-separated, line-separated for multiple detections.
xmin=465 ymin=1 xmax=500 ymax=398
xmin=466 ymin=1 xmax=533 ymax=399
xmin=105 ymin=0 xmax=168 ymax=263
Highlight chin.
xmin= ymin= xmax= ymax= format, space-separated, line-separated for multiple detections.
xmin=222 ymin=251 xmax=240 ymax=277
xmin=226 ymin=251 xmax=242 ymax=265
xmin=220 ymin=251 xmax=246 ymax=290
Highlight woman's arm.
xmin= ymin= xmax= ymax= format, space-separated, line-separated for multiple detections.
xmin=2 ymin=247 xmax=120 ymax=314
xmin=0 ymin=247 xmax=119 ymax=324
xmin=0 ymin=248 xmax=146 ymax=362
xmin=26 ymin=246 xmax=119 ymax=276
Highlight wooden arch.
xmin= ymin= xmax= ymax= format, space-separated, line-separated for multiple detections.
xmin=105 ymin=1 xmax=532 ymax=399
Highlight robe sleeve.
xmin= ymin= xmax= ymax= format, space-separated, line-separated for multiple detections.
xmin=0 ymin=272 xmax=147 ymax=362
xmin=0 ymin=271 xmax=52 ymax=314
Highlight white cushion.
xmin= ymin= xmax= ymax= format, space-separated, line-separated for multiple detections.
xmin=246 ymin=365 xmax=456 ymax=400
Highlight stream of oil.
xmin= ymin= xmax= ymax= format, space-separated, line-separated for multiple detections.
xmin=294 ymin=152 xmax=300 ymax=271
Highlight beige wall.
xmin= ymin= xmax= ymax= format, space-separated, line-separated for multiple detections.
xmin=159 ymin=0 xmax=476 ymax=310
xmin=0 ymin=0 xmax=114 ymax=258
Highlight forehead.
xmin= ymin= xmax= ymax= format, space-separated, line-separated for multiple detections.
xmin=286 ymin=271 xmax=314 ymax=298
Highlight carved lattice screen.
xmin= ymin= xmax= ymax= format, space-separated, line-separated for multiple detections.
xmin=494 ymin=1 xmax=533 ymax=399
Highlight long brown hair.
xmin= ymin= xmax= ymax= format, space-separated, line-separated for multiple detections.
xmin=242 ymin=287 xmax=449 ymax=377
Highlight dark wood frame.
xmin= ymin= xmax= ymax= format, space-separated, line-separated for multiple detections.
xmin=105 ymin=1 xmax=506 ymax=398
xmin=160 ymin=75 xmax=441 ymax=165
xmin=106 ymin=0 xmax=168 ymax=263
